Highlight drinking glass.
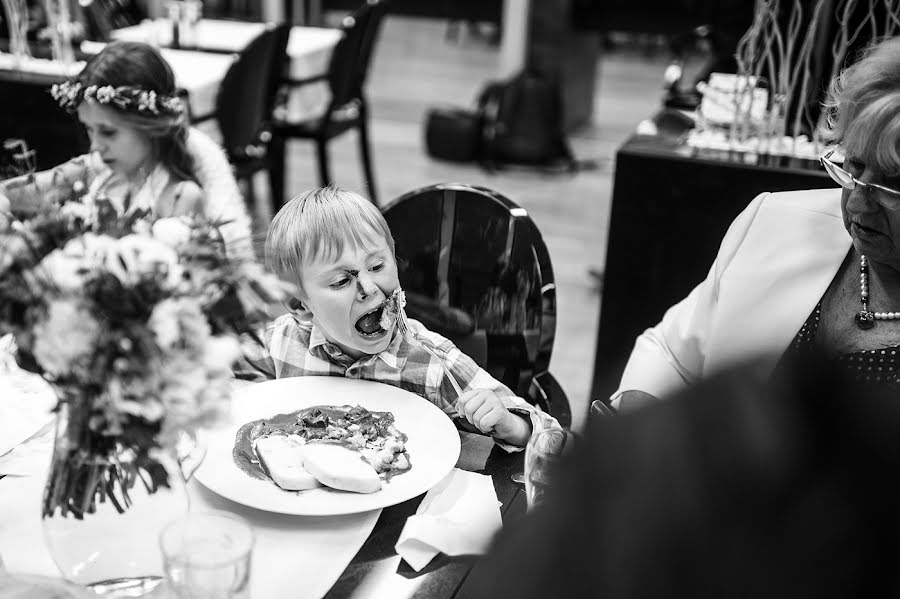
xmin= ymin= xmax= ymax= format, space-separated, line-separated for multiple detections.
xmin=159 ymin=511 xmax=254 ymax=599
xmin=524 ymin=427 xmax=576 ymax=510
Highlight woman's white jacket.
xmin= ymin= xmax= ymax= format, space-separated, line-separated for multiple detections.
xmin=614 ymin=188 xmax=851 ymax=402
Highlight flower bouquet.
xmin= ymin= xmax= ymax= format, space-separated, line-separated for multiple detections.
xmin=0 ymin=148 xmax=287 ymax=585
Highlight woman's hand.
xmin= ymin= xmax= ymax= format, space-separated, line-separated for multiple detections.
xmin=456 ymin=389 xmax=532 ymax=446
xmin=617 ymin=390 xmax=658 ymax=413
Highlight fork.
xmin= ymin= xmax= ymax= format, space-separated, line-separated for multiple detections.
xmin=395 ymin=308 xmax=464 ymax=398
xmin=394 ymin=308 xmax=500 ymax=436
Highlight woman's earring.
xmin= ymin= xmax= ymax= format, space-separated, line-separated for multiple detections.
xmin=288 ymin=297 xmax=304 ymax=311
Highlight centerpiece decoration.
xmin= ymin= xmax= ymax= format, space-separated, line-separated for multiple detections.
xmin=0 ymin=140 xmax=287 ymax=594
xmin=1 ymin=0 xmax=32 ymax=65
xmin=689 ymin=0 xmax=900 ymax=159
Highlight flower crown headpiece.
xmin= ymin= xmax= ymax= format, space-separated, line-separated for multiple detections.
xmin=50 ymin=80 xmax=185 ymax=116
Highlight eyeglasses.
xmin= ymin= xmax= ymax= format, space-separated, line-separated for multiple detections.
xmin=820 ymin=148 xmax=900 ymax=211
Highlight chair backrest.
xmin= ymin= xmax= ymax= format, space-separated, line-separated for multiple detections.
xmin=215 ymin=22 xmax=291 ymax=159
xmin=325 ymin=0 xmax=388 ymax=111
xmin=382 ymin=183 xmax=557 ymax=398
xmin=0 ymin=75 xmax=89 ymax=170
xmin=80 ymin=0 xmax=146 ymax=41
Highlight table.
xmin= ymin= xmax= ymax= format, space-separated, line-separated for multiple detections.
xmin=0 ymin=428 xmax=523 ymax=599
xmin=0 ymin=49 xmax=234 ymax=169
xmin=589 ymin=113 xmax=832 ymax=405
xmin=326 ymin=433 xmax=525 ymax=598
xmin=111 ymin=19 xmax=341 ymax=120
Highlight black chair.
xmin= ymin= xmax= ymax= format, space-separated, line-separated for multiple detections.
xmin=80 ymin=0 xmax=146 ymax=41
xmin=192 ymin=22 xmax=291 ymax=213
xmin=269 ymin=0 xmax=387 ymax=208
xmin=0 ymin=75 xmax=88 ymax=170
xmin=382 ymin=183 xmax=572 ymax=427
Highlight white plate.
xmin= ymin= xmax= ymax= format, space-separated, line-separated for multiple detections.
xmin=194 ymin=376 xmax=461 ymax=516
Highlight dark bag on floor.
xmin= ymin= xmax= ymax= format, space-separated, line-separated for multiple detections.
xmin=424 ymin=107 xmax=482 ymax=163
xmin=477 ymin=71 xmax=578 ymax=171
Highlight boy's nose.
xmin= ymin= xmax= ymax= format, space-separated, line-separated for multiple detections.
xmin=356 ymin=274 xmax=379 ymax=299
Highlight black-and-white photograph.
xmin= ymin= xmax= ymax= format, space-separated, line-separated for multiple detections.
xmin=4 ymin=1 xmax=900 ymax=597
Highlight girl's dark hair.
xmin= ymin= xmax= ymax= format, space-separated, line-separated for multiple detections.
xmin=77 ymin=41 xmax=196 ymax=183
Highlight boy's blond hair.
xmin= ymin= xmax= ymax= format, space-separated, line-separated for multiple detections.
xmin=265 ymin=186 xmax=395 ymax=281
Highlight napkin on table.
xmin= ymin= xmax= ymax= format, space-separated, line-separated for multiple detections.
xmin=0 ymin=341 xmax=57 ymax=461
xmin=394 ymin=468 xmax=503 ymax=572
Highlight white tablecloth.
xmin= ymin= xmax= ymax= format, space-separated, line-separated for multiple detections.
xmin=112 ymin=20 xmax=341 ymax=120
xmin=76 ymin=42 xmax=235 ymax=119
xmin=0 ymin=431 xmax=380 ymax=599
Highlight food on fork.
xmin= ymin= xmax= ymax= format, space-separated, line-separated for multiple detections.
xmin=379 ymin=287 xmax=406 ymax=330
xmin=301 ymin=444 xmax=382 ymax=494
xmin=253 ymin=435 xmax=322 ymax=491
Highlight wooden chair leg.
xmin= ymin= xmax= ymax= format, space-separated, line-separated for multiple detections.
xmin=268 ymin=135 xmax=286 ymax=215
xmin=358 ymin=113 xmax=378 ymax=206
xmin=316 ymin=138 xmax=331 ymax=188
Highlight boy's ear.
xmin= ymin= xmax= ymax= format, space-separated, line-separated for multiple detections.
xmin=286 ymin=296 xmax=313 ymax=317
xmin=286 ymin=296 xmax=315 ymax=322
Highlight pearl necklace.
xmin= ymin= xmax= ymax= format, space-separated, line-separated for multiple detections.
xmin=855 ymin=255 xmax=900 ymax=329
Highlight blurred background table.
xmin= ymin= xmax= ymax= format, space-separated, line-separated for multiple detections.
xmin=0 ymin=48 xmax=234 ymax=169
xmin=111 ymin=19 xmax=340 ymax=121
xmin=589 ymin=113 xmax=832 ymax=405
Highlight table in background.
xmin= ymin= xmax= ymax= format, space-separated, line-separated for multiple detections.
xmin=589 ymin=115 xmax=831 ymax=405
xmin=111 ymin=19 xmax=341 ymax=121
xmin=0 ymin=49 xmax=234 ymax=169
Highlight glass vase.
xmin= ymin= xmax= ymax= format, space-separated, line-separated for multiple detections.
xmin=1 ymin=0 xmax=32 ymax=67
xmin=41 ymin=398 xmax=190 ymax=596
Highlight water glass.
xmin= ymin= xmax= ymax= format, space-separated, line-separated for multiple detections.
xmin=159 ymin=511 xmax=254 ymax=599
xmin=179 ymin=0 xmax=202 ymax=48
xmin=524 ymin=427 xmax=576 ymax=510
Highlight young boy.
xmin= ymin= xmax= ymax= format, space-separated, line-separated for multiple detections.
xmin=237 ymin=186 xmax=560 ymax=450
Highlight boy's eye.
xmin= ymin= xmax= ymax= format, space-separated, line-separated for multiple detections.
xmin=99 ymin=129 xmax=117 ymax=138
xmin=330 ymin=278 xmax=350 ymax=289
xmin=371 ymin=262 xmax=384 ymax=272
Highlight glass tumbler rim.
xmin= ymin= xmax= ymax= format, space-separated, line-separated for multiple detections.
xmin=159 ymin=509 xmax=255 ymax=569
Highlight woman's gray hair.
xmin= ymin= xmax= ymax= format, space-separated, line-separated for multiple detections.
xmin=821 ymin=36 xmax=900 ymax=173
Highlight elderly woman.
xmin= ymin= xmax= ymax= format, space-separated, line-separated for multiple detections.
xmin=614 ymin=36 xmax=900 ymax=409
xmin=0 ymin=41 xmax=251 ymax=252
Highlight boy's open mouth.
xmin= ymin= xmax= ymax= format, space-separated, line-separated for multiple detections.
xmin=355 ymin=305 xmax=386 ymax=337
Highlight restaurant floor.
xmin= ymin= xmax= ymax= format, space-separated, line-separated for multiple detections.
xmin=246 ymin=16 xmax=669 ymax=430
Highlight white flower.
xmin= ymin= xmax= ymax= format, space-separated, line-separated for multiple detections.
xmin=118 ymin=398 xmax=166 ymax=422
xmin=149 ymin=297 xmax=209 ymax=351
xmin=32 ymin=300 xmax=98 ymax=377
xmin=202 ymin=335 xmax=241 ymax=372
xmin=74 ymin=233 xmax=120 ymax=267
xmin=59 ymin=201 xmax=90 ymax=223
xmin=39 ymin=246 xmax=89 ymax=293
xmin=112 ymin=234 xmax=182 ymax=288
xmin=151 ymin=217 xmax=193 ymax=249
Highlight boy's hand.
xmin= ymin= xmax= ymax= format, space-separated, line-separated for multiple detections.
xmin=456 ymin=389 xmax=532 ymax=446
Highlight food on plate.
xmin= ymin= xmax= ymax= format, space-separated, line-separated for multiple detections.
xmin=232 ymin=404 xmax=411 ymax=494
xmin=301 ymin=444 xmax=382 ymax=494
xmin=379 ymin=287 xmax=406 ymax=330
xmin=253 ymin=435 xmax=322 ymax=491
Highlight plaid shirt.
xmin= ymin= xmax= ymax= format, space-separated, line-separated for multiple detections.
xmin=236 ymin=314 xmax=560 ymax=451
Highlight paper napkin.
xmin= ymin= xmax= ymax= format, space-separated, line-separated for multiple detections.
xmin=0 ymin=370 xmax=57 ymax=459
xmin=394 ymin=468 xmax=503 ymax=572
